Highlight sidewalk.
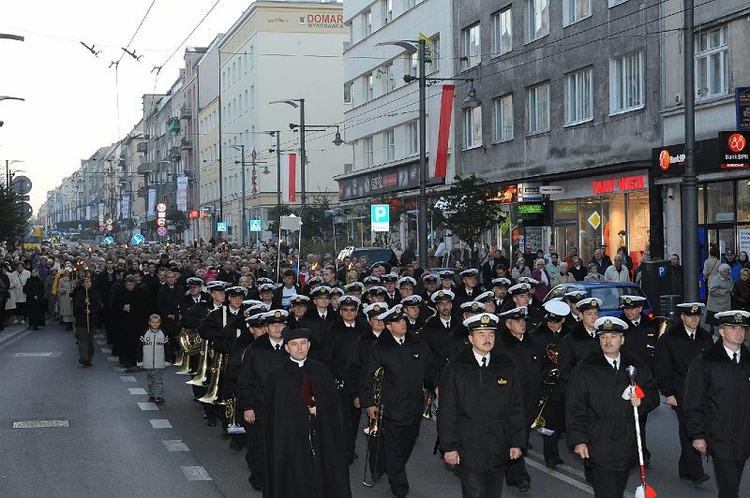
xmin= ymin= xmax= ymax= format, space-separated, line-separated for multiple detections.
xmin=0 ymin=323 xmax=31 ymax=347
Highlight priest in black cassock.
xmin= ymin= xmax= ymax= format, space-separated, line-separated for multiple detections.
xmin=263 ymin=327 xmax=352 ymax=498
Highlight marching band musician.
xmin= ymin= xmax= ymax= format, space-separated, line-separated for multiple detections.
xmin=366 ymin=285 xmax=389 ymax=306
xmin=497 ymin=306 xmax=542 ymax=493
xmin=401 ymin=295 xmax=426 ymax=333
xmin=198 ymin=285 xmax=247 ymax=433
xmin=287 ymin=294 xmax=310 ymax=328
xmin=178 ymin=277 xmax=211 ymax=407
xmin=443 ymin=301 xmax=484 ymax=363
xmin=531 ymin=299 xmax=571 ymax=469
xmin=439 ymin=312 xmax=526 ymax=498
xmin=236 ymin=309 xmax=289 ymax=491
xmin=397 ymin=276 xmax=417 ymax=301
xmin=420 ymin=273 xmax=440 ymax=306
xmin=345 ymin=302 xmax=389 ymax=483
xmin=618 ymin=295 xmax=657 ymax=465
xmin=361 ymin=305 xmax=438 ymax=498
xmin=438 ymin=270 xmax=456 ymax=292
xmin=561 ymin=290 xmax=586 ymax=336
xmin=566 ymin=317 xmax=659 ymax=498
xmin=454 ymin=268 xmax=482 ymax=309
xmin=491 ymin=277 xmax=513 ymax=312
xmin=683 ymin=309 xmax=750 ymax=498
xmin=653 ymin=302 xmax=713 ymax=485
xmin=558 ymin=297 xmax=603 ymax=379
xmin=420 ymin=289 xmax=459 ymax=376
xmin=324 ymin=295 xmax=368 ymax=463
xmin=381 ymin=273 xmax=401 ymax=308
xmin=473 ymin=290 xmax=497 ymax=315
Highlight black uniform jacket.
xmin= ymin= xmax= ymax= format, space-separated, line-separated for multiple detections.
xmin=361 ymin=331 xmax=438 ymax=425
xmin=324 ymin=317 xmax=368 ymax=387
xmin=531 ymin=321 xmax=568 ymax=401
xmin=497 ymin=329 xmax=544 ymax=423
xmin=683 ymin=341 xmax=750 ymax=461
xmin=619 ymin=313 xmax=658 ymax=371
xmin=421 ymin=314 xmax=463 ymax=374
xmin=177 ymin=292 xmax=211 ymax=330
xmin=558 ymin=322 xmax=600 ymax=378
xmin=344 ymin=328 xmax=379 ymax=399
xmin=198 ymin=305 xmax=246 ymax=354
xmin=236 ymin=334 xmax=288 ymax=414
xmin=157 ymin=284 xmax=185 ymax=333
xmin=566 ymin=350 xmax=659 ymax=471
xmin=263 ymin=359 xmax=352 ymax=498
xmin=443 ymin=325 xmax=471 ymax=364
xmin=438 ymin=347 xmax=527 ymax=472
xmin=653 ymin=323 xmax=713 ymax=402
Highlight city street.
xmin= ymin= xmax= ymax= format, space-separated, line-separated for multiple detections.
xmin=0 ymin=320 xmax=747 ymax=498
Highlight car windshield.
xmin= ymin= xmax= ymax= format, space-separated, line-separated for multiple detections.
xmin=589 ymin=286 xmax=647 ymax=310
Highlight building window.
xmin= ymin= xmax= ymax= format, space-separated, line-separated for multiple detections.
xmin=563 ymin=0 xmax=590 ymax=26
xmin=565 ymin=67 xmax=593 ymax=125
xmin=609 ymin=0 xmax=628 ymax=7
xmin=406 ymin=51 xmax=418 ymax=78
xmin=492 ymin=94 xmax=514 ymax=142
xmin=344 ymin=82 xmax=352 ymax=104
xmin=462 ymin=24 xmax=481 ymax=70
xmin=695 ymin=26 xmax=728 ymax=99
xmin=382 ymin=0 xmax=392 ymax=23
xmin=427 ymin=34 xmax=440 ymax=72
xmin=379 ymin=63 xmax=395 ymax=92
xmin=407 ymin=121 xmax=418 ymax=155
xmin=365 ymin=72 xmax=374 ymax=101
xmin=526 ymin=82 xmax=550 ymax=134
xmin=609 ymin=50 xmax=644 ymax=114
xmin=385 ymin=129 xmax=395 ymax=161
xmin=491 ymin=7 xmax=513 ymax=57
xmin=363 ymin=9 xmax=372 ymax=36
xmin=527 ymin=0 xmax=549 ymax=42
xmin=463 ymin=106 xmax=483 ymax=149
xmin=365 ymin=137 xmax=374 ymax=167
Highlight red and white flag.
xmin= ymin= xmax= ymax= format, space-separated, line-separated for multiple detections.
xmin=427 ymin=84 xmax=455 ymax=179
xmin=281 ymin=152 xmax=298 ymax=203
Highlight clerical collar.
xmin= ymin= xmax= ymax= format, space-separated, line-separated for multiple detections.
xmin=472 ymin=350 xmax=489 ymax=366
xmin=344 ymin=321 xmax=356 ymax=328
xmin=290 ymin=357 xmax=306 ymax=367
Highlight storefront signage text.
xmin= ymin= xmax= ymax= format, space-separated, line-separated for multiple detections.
xmin=719 ymin=131 xmax=750 ymax=169
xmin=591 ymin=175 xmax=646 ymax=195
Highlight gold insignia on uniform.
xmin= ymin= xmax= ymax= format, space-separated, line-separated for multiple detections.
xmin=438 ymin=291 xmax=445 ymax=298
xmin=520 ymin=308 xmax=527 ymax=316
xmin=480 ymin=314 xmax=491 ymax=325
xmin=592 ymin=300 xmax=599 ymax=308
xmin=625 ymin=297 xmax=632 ymax=304
xmin=602 ymin=319 xmax=613 ymax=330
xmin=274 ymin=311 xmax=281 ymax=318
xmin=412 ymin=353 xmax=419 ymax=359
xmin=691 ymin=304 xmax=700 ymax=313
xmin=522 ymin=283 xmax=530 ymax=291
xmin=497 ymin=379 xmax=508 ymax=385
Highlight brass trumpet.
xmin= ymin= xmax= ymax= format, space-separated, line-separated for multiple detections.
xmin=530 ymin=344 xmax=561 ymax=436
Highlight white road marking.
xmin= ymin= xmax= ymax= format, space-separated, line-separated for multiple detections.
xmin=129 ymin=388 xmax=147 ymax=395
xmin=163 ymin=440 xmax=190 ymax=452
xmin=96 ymin=340 xmax=107 ymax=345
xmin=181 ymin=466 xmax=212 ymax=481
xmin=120 ymin=376 xmax=137 ymax=382
xmin=150 ymin=419 xmax=172 ymax=429
xmin=13 ymin=419 xmax=69 ymax=429
xmin=138 ymin=402 xmax=159 ymax=411
xmin=101 ymin=347 xmax=112 ymax=354
xmin=14 ymin=352 xmax=61 ymax=357
xmin=106 ymin=356 xmax=118 ymax=362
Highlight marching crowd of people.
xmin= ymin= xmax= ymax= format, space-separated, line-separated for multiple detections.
xmin=1 ymin=239 xmax=749 ymax=498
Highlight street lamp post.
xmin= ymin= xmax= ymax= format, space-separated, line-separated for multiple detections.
xmin=270 ymin=99 xmax=306 ymax=208
xmin=266 ymin=131 xmax=283 ymax=227
xmin=230 ymin=145 xmax=247 ymax=246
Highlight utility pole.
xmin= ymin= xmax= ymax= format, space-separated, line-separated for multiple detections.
xmin=682 ymin=0 xmax=698 ymax=301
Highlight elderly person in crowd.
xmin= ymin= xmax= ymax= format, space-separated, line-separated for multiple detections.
xmin=707 ymin=263 xmax=734 ymax=336
xmin=552 ymin=262 xmax=576 ymax=286
xmin=511 ymin=257 xmax=531 ymax=281
xmin=603 ymin=253 xmax=630 ymax=282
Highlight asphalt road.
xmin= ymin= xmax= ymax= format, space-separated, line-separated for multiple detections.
xmin=0 ymin=321 xmax=747 ymax=497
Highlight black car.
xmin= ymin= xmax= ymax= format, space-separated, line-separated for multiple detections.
xmin=348 ymin=247 xmax=400 ymax=269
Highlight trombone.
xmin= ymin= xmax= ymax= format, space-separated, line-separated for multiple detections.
xmin=530 ymin=344 xmax=561 ymax=436
xmin=363 ymin=367 xmax=384 ymax=487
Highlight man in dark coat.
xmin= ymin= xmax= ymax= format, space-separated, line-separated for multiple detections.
xmin=381 ymin=273 xmax=402 ymax=308
xmin=94 ymin=258 xmax=117 ymax=342
xmin=558 ymin=297 xmax=602 ymax=378
xmin=262 ymin=327 xmax=352 ymax=498
xmin=497 ymin=306 xmax=543 ymax=492
xmin=237 ymin=309 xmax=289 ymax=491
xmin=361 ymin=305 xmax=438 ymax=498
xmin=111 ymin=275 xmax=150 ymax=369
xmin=401 ymin=295 xmax=426 ymax=334
xmin=617 ymin=294 xmax=658 ymax=465
xmin=684 ymin=309 xmax=750 ymax=498
xmin=498 ymin=282 xmax=543 ymax=328
xmin=566 ymin=316 xmax=659 ymax=498
xmin=653 ymin=302 xmax=713 ymax=484
xmin=301 ymin=286 xmax=338 ymax=363
xmin=531 ymin=299 xmax=571 ymax=469
xmin=453 ymin=268 xmax=482 ymax=310
xmin=419 ymin=289 xmax=460 ymax=377
xmin=157 ymin=271 xmax=185 ymax=362
xmin=323 ymin=295 xmax=367 ymax=463
xmin=72 ymin=276 xmax=103 ymax=367
xmin=439 ymin=312 xmax=525 ymax=498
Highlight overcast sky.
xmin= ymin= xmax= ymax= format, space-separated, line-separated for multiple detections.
xmin=0 ymin=0 xmax=260 ymax=214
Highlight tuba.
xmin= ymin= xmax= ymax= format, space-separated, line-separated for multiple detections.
xmin=530 ymin=344 xmax=561 ymax=436
xmin=186 ymin=340 xmax=212 ymax=387
xmin=225 ymin=398 xmax=246 ymax=435
xmin=176 ymin=328 xmax=203 ymax=375
xmin=362 ymin=367 xmax=385 ymax=487
xmin=198 ymin=352 xmax=228 ymax=405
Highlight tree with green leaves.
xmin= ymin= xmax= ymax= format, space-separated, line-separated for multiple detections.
xmin=0 ymin=185 xmax=27 ymax=244
xmin=429 ymin=175 xmax=506 ymax=266
xmin=165 ymin=208 xmax=189 ymax=238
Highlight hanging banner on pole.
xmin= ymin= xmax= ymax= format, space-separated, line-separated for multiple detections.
xmin=147 ymin=188 xmax=157 ymax=216
xmin=428 ymin=84 xmax=455 ymax=179
xmin=176 ymin=175 xmax=188 ymax=211
xmin=281 ymin=153 xmax=298 ymax=203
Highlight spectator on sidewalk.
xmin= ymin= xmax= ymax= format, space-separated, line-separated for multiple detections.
xmin=603 ymin=254 xmax=631 ymax=282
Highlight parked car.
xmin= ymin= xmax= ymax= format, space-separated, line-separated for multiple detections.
xmin=341 ymin=247 xmax=400 ymax=270
xmin=543 ymin=281 xmax=653 ymax=318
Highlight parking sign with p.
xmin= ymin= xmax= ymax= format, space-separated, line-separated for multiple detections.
xmin=371 ymin=204 xmax=389 ymax=232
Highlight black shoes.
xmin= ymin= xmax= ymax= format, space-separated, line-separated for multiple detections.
xmin=682 ymin=474 xmax=710 ymax=485
xmin=229 ymin=439 xmax=243 ymax=451
xmin=155 ymin=397 xmax=165 ymax=405
xmin=148 ymin=397 xmax=156 ymax=402
xmin=517 ymin=480 xmax=531 ymax=493
xmin=545 ymin=458 xmax=564 ymax=470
